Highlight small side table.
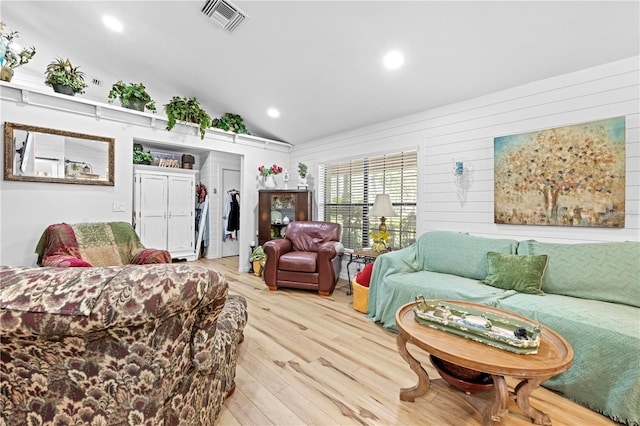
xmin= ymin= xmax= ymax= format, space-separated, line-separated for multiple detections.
xmin=345 ymin=249 xmax=381 ymax=295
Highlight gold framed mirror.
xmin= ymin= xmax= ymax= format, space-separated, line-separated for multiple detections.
xmin=4 ymin=122 xmax=115 ymax=186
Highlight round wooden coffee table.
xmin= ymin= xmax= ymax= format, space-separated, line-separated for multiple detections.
xmin=396 ymin=301 xmax=573 ymax=425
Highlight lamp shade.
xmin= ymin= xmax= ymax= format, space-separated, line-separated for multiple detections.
xmin=369 ymin=194 xmax=397 ymax=218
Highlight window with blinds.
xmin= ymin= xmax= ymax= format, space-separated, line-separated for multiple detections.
xmin=318 ymin=150 xmax=417 ymax=250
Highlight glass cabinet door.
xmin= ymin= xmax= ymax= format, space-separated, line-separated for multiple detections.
xmin=270 ymin=193 xmax=295 ymax=238
xmin=258 ymin=189 xmax=312 ymax=246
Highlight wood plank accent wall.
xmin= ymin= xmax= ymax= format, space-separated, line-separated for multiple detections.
xmin=292 ymin=56 xmax=640 ymax=243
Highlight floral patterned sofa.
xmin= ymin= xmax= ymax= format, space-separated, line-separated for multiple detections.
xmin=0 ymin=263 xmax=247 ymax=425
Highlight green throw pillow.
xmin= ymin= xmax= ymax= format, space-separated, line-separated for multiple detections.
xmin=482 ymin=252 xmax=548 ymax=295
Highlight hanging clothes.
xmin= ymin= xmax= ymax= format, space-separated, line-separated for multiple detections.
xmin=223 ymin=190 xmax=240 ymax=241
xmin=228 ymin=192 xmax=240 ymax=232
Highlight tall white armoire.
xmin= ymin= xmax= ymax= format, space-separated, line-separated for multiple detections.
xmin=133 ymin=165 xmax=197 ymax=261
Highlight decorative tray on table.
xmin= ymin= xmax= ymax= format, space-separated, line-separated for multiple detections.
xmin=413 ymin=296 xmax=542 ymax=354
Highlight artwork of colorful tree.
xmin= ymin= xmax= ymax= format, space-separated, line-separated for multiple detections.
xmin=494 ymin=117 xmax=625 ymax=227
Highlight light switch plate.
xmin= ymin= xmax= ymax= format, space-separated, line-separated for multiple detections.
xmin=113 ymin=201 xmax=126 ymax=212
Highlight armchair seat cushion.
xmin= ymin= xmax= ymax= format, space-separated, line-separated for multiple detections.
xmin=280 ymin=251 xmax=318 ymax=272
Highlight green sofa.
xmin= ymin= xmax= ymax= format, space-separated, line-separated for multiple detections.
xmin=367 ymin=231 xmax=639 ymax=425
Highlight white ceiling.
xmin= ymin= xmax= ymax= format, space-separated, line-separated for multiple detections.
xmin=1 ymin=1 xmax=639 ymax=145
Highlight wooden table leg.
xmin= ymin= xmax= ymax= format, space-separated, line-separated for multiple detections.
xmin=514 ymin=378 xmax=552 ymax=425
xmin=396 ymin=333 xmax=430 ymax=401
xmin=481 ymin=375 xmax=509 ymax=425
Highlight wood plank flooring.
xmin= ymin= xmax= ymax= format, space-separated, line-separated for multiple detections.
xmin=199 ymin=257 xmax=616 ymax=426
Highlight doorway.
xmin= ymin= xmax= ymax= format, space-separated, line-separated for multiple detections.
xmin=221 ymin=168 xmax=241 ymax=257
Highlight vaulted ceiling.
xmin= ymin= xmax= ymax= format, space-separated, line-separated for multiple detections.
xmin=2 ymin=1 xmax=638 ymax=145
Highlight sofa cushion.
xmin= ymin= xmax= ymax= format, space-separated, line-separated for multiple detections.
xmin=0 ymin=266 xmax=113 ymax=316
xmin=495 ymin=293 xmax=640 ymax=424
xmin=520 ymin=240 xmax=640 ymax=308
xmin=482 ymin=252 xmax=548 ymax=295
xmin=416 ymin=231 xmax=518 ymax=280
xmin=368 ymin=269 xmax=516 ymax=331
xmin=355 ymin=263 xmax=374 ymax=287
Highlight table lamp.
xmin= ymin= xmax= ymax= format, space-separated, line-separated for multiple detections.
xmin=369 ymin=194 xmax=398 ymax=232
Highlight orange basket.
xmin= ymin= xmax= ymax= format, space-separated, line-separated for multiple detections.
xmin=352 ymin=277 xmax=369 ymax=313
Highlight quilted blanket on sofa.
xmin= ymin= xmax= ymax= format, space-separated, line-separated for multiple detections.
xmin=35 ymin=222 xmax=170 ymax=267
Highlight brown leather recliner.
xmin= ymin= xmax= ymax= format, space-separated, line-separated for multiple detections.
xmin=263 ymin=221 xmax=344 ymax=296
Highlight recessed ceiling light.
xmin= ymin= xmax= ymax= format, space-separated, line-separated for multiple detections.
xmin=383 ymin=50 xmax=404 ymax=70
xmin=102 ymin=15 xmax=123 ymax=32
xmin=267 ymin=108 xmax=280 ymax=118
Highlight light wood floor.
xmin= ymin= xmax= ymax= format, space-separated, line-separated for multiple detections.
xmin=199 ymin=257 xmax=616 ymax=426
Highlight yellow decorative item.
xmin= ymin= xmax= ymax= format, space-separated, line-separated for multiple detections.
xmin=370 ymin=229 xmax=389 ymax=253
xmin=352 ymin=277 xmax=369 ymax=313
xmin=372 ymin=241 xmax=387 ymax=254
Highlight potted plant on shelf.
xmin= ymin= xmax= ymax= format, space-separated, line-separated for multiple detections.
xmin=249 ymin=246 xmax=267 ymax=277
xmin=0 ymin=21 xmax=36 ymax=82
xmin=164 ymin=96 xmax=212 ymax=140
xmin=211 ymin=113 xmax=250 ymax=134
xmin=298 ymin=162 xmax=308 ymax=186
xmin=108 ymin=81 xmax=157 ymax=112
xmin=133 ymin=143 xmax=153 ymax=165
xmin=44 ymin=58 xmax=87 ymax=96
xmin=108 ymin=80 xmax=157 ymax=112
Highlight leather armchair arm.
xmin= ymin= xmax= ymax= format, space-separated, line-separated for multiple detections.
xmin=263 ymin=239 xmax=292 ymax=286
xmin=317 ymin=241 xmax=342 ymax=293
xmin=317 ymin=241 xmax=338 ymax=263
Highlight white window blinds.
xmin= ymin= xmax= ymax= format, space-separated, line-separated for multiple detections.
xmin=319 ymin=150 xmax=418 ymax=249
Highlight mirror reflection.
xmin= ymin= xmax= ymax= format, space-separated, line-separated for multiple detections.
xmin=4 ymin=122 xmax=114 ymax=186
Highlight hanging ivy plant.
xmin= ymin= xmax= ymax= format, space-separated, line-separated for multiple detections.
xmin=164 ymin=96 xmax=212 ymax=139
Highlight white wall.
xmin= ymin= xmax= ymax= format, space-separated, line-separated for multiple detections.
xmin=292 ymin=56 xmax=640 ymax=244
xmin=0 ymin=84 xmax=289 ymax=267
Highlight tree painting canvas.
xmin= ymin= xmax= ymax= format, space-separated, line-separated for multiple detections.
xmin=494 ymin=117 xmax=625 ymax=227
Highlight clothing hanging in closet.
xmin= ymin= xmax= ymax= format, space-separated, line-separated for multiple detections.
xmin=223 ymin=190 xmax=240 ymax=241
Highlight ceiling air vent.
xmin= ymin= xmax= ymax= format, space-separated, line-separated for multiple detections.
xmin=201 ymin=0 xmax=247 ymax=33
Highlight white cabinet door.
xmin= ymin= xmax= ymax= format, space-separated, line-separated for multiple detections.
xmin=137 ymin=174 xmax=168 ymax=250
xmin=133 ymin=166 xmax=197 ymax=261
xmin=167 ymin=175 xmax=194 ymax=254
